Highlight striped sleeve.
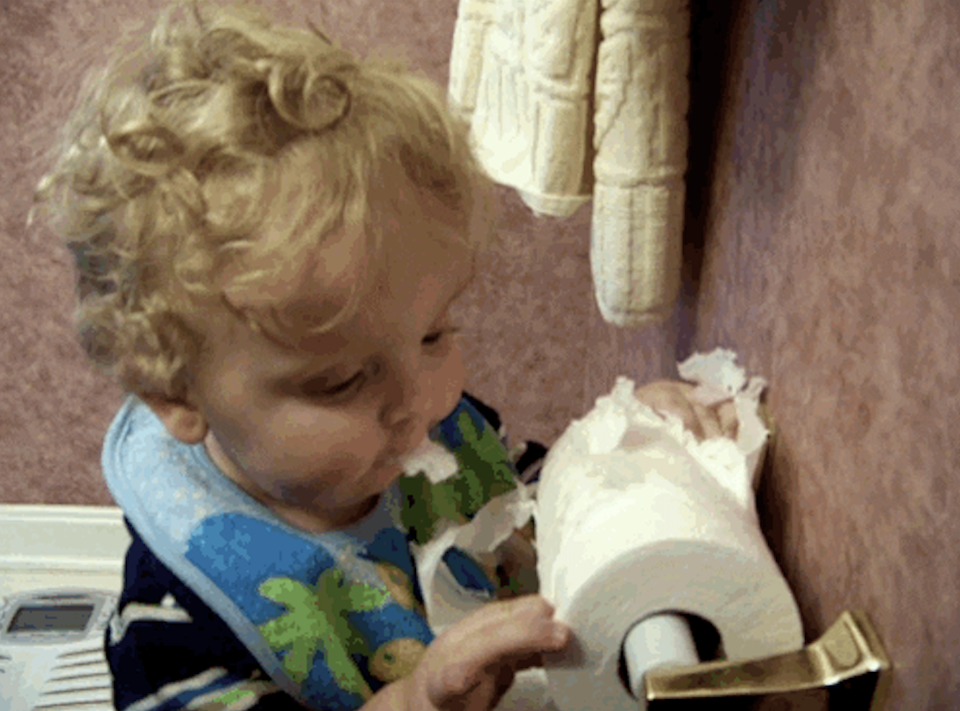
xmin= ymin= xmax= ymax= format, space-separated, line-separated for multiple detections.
xmin=106 ymin=522 xmax=303 ymax=711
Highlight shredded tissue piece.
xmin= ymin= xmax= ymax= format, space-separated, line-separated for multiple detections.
xmin=409 ymin=476 xmax=537 ymax=631
xmin=398 ymin=437 xmax=460 ymax=483
xmin=395 ymin=429 xmax=537 ymax=632
xmin=678 ymin=347 xmax=747 ymax=406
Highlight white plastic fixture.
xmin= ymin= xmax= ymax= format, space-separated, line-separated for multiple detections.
xmin=0 ymin=505 xmax=130 ymax=711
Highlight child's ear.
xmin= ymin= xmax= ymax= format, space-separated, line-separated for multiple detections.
xmin=140 ymin=395 xmax=209 ymax=445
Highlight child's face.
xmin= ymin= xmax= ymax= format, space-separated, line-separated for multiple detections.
xmin=184 ymin=178 xmax=474 ymax=533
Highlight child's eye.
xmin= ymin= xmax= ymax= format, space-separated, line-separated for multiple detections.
xmin=300 ymin=328 xmax=460 ymax=401
xmin=302 ymin=372 xmax=364 ymax=399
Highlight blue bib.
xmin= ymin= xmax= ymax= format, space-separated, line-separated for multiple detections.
xmin=103 ymin=395 xmax=519 ymax=710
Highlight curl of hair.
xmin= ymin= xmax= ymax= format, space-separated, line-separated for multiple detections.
xmin=31 ymin=0 xmax=498 ymax=401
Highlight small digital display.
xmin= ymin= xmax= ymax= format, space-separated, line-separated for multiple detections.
xmin=7 ymin=604 xmax=94 ymax=634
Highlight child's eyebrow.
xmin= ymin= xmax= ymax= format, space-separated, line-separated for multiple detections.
xmin=273 ymin=275 xmax=472 ymax=382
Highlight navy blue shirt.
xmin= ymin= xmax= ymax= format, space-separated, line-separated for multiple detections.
xmin=105 ymin=392 xmax=546 ymax=710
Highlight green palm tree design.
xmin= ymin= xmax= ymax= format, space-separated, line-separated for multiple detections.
xmin=258 ymin=569 xmax=389 ymax=699
xmin=199 ymin=679 xmax=281 ymax=710
xmin=400 ymin=411 xmax=518 ymax=545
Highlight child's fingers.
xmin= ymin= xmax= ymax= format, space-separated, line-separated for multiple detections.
xmin=441 ymin=596 xmax=567 ymax=673
xmin=717 ymin=400 xmax=739 ymax=440
xmin=695 ymin=401 xmax=723 ymax=440
xmin=425 ymin=596 xmax=568 ymax=705
xmin=636 ymin=381 xmax=708 ymax=439
xmin=684 ymin=399 xmax=738 ymax=442
xmin=635 ymin=381 xmax=697 ymax=435
xmin=634 ymin=381 xmax=740 ymax=442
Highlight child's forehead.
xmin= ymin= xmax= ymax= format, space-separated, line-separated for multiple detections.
xmin=221 ymin=228 xmax=366 ymax=322
xmin=219 ymin=218 xmax=473 ymax=344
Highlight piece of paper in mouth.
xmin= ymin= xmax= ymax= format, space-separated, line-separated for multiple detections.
xmin=397 ymin=437 xmax=460 ymax=484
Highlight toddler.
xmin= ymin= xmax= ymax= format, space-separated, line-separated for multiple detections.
xmin=32 ymin=2 xmax=734 ymax=710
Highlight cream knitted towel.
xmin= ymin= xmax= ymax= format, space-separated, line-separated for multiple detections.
xmin=449 ymin=0 xmax=690 ymax=328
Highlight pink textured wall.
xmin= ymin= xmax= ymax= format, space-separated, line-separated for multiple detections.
xmin=691 ymin=0 xmax=960 ymax=707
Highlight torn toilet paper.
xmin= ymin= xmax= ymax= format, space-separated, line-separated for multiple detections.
xmin=398 ymin=437 xmax=460 ymax=484
xmin=536 ymin=350 xmax=802 ymax=711
xmin=401 ymin=349 xmax=784 ymax=672
xmin=396 ymin=432 xmax=537 ymax=633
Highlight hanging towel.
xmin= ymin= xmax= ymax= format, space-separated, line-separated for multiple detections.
xmin=449 ymin=0 xmax=690 ymax=328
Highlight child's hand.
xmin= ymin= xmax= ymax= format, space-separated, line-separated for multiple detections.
xmin=634 ymin=380 xmax=738 ymax=441
xmin=398 ymin=595 xmax=569 ymax=711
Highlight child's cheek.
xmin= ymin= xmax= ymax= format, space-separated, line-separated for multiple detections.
xmin=440 ymin=342 xmax=467 ymax=415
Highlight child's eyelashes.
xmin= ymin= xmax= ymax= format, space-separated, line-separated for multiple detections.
xmin=299 ymin=327 xmax=461 ymax=400
xmin=315 ymin=373 xmax=364 ymax=397
xmin=423 ymin=326 xmax=461 ymax=346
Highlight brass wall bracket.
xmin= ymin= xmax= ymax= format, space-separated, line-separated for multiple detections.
xmin=643 ymin=610 xmax=892 ymax=710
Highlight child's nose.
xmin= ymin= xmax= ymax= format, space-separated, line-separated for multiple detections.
xmin=382 ymin=385 xmax=423 ymax=440
xmin=375 ymin=407 xmax=425 ymax=467
xmin=383 ymin=382 xmax=421 ymax=428
xmin=390 ymin=418 xmax=425 ymax=458
xmin=381 ymin=353 xmax=428 ymax=425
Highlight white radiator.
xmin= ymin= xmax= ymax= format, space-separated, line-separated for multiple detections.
xmin=0 ymin=505 xmax=130 ymax=711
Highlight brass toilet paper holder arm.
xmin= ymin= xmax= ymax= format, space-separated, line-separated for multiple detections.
xmin=642 ymin=610 xmax=892 ymax=710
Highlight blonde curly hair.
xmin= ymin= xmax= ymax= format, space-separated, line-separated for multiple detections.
xmin=31 ymin=0 xmax=498 ymax=401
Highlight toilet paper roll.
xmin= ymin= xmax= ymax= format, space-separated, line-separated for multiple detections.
xmin=537 ymin=352 xmax=804 ymax=711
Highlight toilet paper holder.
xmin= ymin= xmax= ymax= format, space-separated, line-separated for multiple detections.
xmin=641 ymin=609 xmax=891 ymax=710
